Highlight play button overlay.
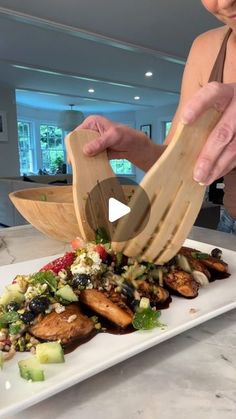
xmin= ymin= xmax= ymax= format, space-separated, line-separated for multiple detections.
xmin=85 ymin=177 xmax=151 ymax=242
xmin=108 ymin=197 xmax=131 ymax=222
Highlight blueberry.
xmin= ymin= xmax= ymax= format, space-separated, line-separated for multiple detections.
xmin=6 ymin=301 xmax=20 ymax=312
xmin=211 ymin=248 xmax=222 ymax=259
xmin=165 ymin=257 xmax=176 ymax=267
xmin=103 ymin=254 xmax=113 ymax=265
xmin=72 ymin=274 xmax=91 ymax=289
xmin=121 ymin=281 xmax=135 ymax=299
xmin=20 ymin=311 xmax=36 ymax=324
xmin=114 ymin=265 xmax=125 ymax=275
xmin=28 ymin=296 xmax=50 ymax=314
xmin=129 ymin=299 xmax=140 ymax=310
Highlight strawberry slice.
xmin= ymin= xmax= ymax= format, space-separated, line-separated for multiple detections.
xmin=40 ymin=252 xmax=76 ymax=274
xmin=94 ymin=244 xmax=109 ymax=262
xmin=71 ymin=237 xmax=85 ymax=250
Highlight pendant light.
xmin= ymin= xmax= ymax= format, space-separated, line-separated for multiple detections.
xmin=58 ymin=104 xmax=84 ymax=132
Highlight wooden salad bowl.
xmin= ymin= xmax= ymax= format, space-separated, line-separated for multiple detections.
xmin=9 ymin=184 xmax=136 ymax=242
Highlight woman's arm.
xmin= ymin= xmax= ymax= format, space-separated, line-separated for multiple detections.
xmin=77 ymin=115 xmax=164 ymax=171
xmin=76 ymin=32 xmax=219 ymax=173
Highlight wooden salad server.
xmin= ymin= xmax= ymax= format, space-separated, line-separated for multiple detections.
xmin=65 ymin=129 xmax=126 ymax=241
xmin=112 ymin=108 xmax=222 ymax=264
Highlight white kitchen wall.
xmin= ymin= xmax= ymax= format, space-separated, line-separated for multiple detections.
xmin=0 ymin=87 xmax=19 ymax=177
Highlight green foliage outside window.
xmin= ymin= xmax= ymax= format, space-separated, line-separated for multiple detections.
xmin=110 ymin=159 xmax=134 ymax=175
xmin=165 ymin=121 xmax=172 ymax=136
xmin=40 ymin=125 xmax=64 ymax=174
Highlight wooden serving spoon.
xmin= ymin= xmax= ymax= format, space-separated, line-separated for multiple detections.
xmin=112 ymin=108 xmax=222 ymax=264
xmin=65 ymin=129 xmax=126 ymax=241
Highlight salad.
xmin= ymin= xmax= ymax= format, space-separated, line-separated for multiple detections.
xmin=0 ymin=231 xmax=230 ymax=380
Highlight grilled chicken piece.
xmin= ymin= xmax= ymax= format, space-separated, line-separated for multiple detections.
xmin=80 ymin=289 xmax=133 ymax=328
xmin=104 ymin=289 xmax=134 ymax=314
xmin=164 ymin=269 xmax=199 ymax=298
xmin=136 ymin=280 xmax=169 ymax=305
xmin=181 ymin=246 xmax=229 ymax=275
xmin=30 ymin=303 xmax=95 ymax=345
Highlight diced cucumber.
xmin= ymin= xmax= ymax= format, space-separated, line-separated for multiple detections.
xmin=36 ymin=342 xmax=65 ymax=364
xmin=139 ymin=297 xmax=150 ymax=309
xmin=0 ymin=287 xmax=25 ymax=306
xmin=18 ymin=356 xmax=45 ymax=381
xmin=0 ymin=351 xmax=4 ymax=370
xmin=56 ymin=285 xmax=78 ymax=302
xmin=7 ymin=283 xmax=22 ymax=293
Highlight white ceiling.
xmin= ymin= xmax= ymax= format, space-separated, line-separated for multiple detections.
xmin=0 ymin=0 xmax=220 ymax=113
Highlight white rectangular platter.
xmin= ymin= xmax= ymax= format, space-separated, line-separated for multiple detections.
xmin=0 ymin=238 xmax=236 ymax=417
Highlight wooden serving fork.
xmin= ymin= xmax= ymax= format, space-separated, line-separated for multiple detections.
xmin=65 ymin=129 xmax=126 ymax=241
xmin=112 ymin=108 xmax=221 ymax=264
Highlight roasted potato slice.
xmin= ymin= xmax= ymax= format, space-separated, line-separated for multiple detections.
xmin=180 ymin=246 xmax=229 ymax=277
xmin=80 ymin=289 xmax=133 ymax=328
xmin=164 ymin=268 xmax=199 ymax=298
xmin=30 ymin=303 xmax=95 ymax=345
xmin=136 ymin=280 xmax=169 ymax=305
xmin=178 ymin=247 xmax=211 ymax=278
xmin=200 ymin=257 xmax=229 ymax=274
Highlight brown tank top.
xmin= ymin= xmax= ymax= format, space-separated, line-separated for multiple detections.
xmin=208 ymin=28 xmax=236 ymax=219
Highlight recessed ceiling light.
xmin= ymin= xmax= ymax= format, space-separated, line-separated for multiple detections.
xmin=134 ymin=96 xmax=140 ymax=100
xmin=88 ymin=88 xmax=95 ymax=93
xmin=145 ymin=71 xmax=153 ymax=77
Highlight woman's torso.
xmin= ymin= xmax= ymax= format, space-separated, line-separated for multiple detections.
xmin=206 ymin=26 xmax=236 ymax=219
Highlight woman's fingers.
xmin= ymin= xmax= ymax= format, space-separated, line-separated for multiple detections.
xmin=76 ymin=115 xmax=111 ymax=134
xmin=181 ymin=82 xmax=234 ymax=124
xmin=180 ymin=82 xmax=236 ymax=183
xmin=202 ymin=139 xmax=236 ymax=184
xmin=83 ymin=130 xmax=118 ymax=156
xmin=75 ymin=115 xmax=121 ymax=155
xmin=193 ymin=119 xmax=236 ymax=184
xmin=193 ymin=90 xmax=236 ymax=183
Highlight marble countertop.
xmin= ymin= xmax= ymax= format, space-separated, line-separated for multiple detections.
xmin=1 ymin=225 xmax=236 ymax=419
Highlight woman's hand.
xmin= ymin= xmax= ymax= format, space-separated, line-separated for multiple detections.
xmin=76 ymin=115 xmax=162 ymax=171
xmin=181 ymin=82 xmax=236 ymax=184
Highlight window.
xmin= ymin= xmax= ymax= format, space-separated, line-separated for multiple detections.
xmin=17 ymin=118 xmax=135 ymax=178
xmin=110 ymin=159 xmax=134 ymax=175
xmin=164 ymin=121 xmax=172 ymax=137
xmin=40 ymin=124 xmax=64 ymax=174
xmin=17 ymin=121 xmax=34 ymax=175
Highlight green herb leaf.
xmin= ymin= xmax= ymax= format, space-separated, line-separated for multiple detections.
xmin=132 ymin=307 xmax=163 ymax=330
xmin=9 ymin=323 xmax=21 ymax=335
xmin=0 ymin=311 xmax=19 ymax=325
xmin=31 ymin=271 xmax=57 ymax=292
xmin=191 ymin=252 xmax=209 ymax=260
xmin=95 ymin=227 xmax=110 ymax=244
xmin=116 ymin=252 xmax=123 ymax=266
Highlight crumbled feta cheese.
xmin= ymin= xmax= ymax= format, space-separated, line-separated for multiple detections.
xmin=71 ymin=250 xmax=102 ymax=275
xmin=58 ymin=269 xmax=67 ymax=280
xmin=67 ymin=314 xmax=77 ymax=323
xmin=53 ymin=303 xmax=66 ymax=314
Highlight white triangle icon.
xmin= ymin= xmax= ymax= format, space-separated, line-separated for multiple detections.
xmin=108 ymin=197 xmax=131 ymax=222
